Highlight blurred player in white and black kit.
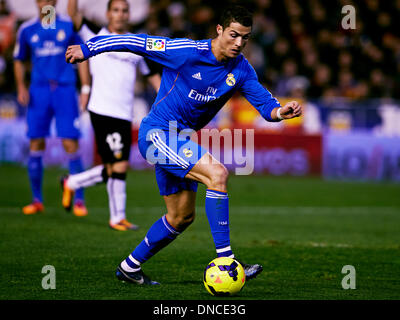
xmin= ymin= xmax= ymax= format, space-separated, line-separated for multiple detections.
xmin=61 ymin=0 xmax=161 ymax=231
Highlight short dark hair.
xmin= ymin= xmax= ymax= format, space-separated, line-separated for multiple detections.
xmin=107 ymin=0 xmax=129 ymax=11
xmin=219 ymin=5 xmax=253 ymax=29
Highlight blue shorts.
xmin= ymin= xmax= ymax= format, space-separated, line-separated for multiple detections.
xmin=138 ymin=120 xmax=208 ymax=196
xmin=26 ymin=83 xmax=81 ymax=139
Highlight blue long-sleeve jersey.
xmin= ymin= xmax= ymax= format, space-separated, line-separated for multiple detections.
xmin=81 ymin=34 xmax=281 ymax=131
xmin=14 ymin=15 xmax=82 ymax=85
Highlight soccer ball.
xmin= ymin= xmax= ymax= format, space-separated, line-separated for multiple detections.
xmin=203 ymin=257 xmax=246 ymax=296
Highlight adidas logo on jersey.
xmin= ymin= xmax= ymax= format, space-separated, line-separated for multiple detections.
xmin=192 ymin=72 xmax=202 ymax=80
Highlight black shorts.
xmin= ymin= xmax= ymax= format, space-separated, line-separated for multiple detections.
xmin=89 ymin=111 xmax=132 ymax=164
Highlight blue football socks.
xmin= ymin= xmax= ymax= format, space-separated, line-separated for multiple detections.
xmin=27 ymin=151 xmax=44 ymax=203
xmin=121 ymin=189 xmax=234 ymax=272
xmin=205 ymin=189 xmax=234 ymax=258
xmin=124 ymin=215 xmax=180 ymax=270
xmin=67 ymin=151 xmax=84 ymax=203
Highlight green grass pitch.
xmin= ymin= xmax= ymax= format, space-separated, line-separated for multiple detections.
xmin=0 ymin=164 xmax=399 ymax=300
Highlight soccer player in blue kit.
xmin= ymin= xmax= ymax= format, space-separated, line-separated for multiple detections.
xmin=66 ymin=5 xmax=302 ymax=285
xmin=14 ymin=0 xmax=89 ymax=216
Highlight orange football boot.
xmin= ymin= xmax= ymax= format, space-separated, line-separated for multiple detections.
xmin=22 ymin=201 xmax=44 ymax=215
xmin=60 ymin=175 xmax=74 ymax=211
xmin=109 ymin=219 xmax=139 ymax=231
xmin=73 ymin=201 xmax=88 ymax=217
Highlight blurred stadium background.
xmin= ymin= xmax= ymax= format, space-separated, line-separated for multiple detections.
xmin=1 ymin=0 xmax=400 ymax=181
xmin=0 ymin=0 xmax=400 ymax=300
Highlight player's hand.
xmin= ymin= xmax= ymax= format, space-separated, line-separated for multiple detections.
xmin=65 ymin=45 xmax=85 ymax=64
xmin=280 ymin=101 xmax=302 ymax=119
xmin=17 ymin=85 xmax=30 ymax=107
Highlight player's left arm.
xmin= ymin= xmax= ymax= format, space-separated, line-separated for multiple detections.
xmin=239 ymin=64 xmax=302 ymax=122
xmin=13 ymin=26 xmax=31 ymax=107
xmin=77 ymin=60 xmax=91 ymax=111
xmin=66 ymin=33 xmax=193 ymax=70
xmin=70 ymin=27 xmax=91 ymax=111
xmin=139 ymin=58 xmax=161 ymax=93
xmin=147 ymin=74 xmax=161 ymax=93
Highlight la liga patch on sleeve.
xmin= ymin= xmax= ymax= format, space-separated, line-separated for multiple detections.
xmin=146 ymin=38 xmax=166 ymax=51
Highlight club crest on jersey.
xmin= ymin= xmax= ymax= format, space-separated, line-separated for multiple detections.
xmin=146 ymin=38 xmax=166 ymax=51
xmin=31 ymin=34 xmax=39 ymax=43
xmin=183 ymin=148 xmax=193 ymax=158
xmin=226 ymin=73 xmax=236 ymax=86
xmin=56 ymin=29 xmax=66 ymax=42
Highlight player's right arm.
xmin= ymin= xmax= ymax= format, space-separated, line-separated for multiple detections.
xmin=138 ymin=58 xmax=162 ymax=93
xmin=13 ymin=25 xmax=30 ymax=106
xmin=147 ymin=73 xmax=162 ymax=93
xmin=67 ymin=0 xmax=83 ymax=30
xmin=66 ymin=34 xmax=193 ymax=70
xmin=68 ymin=0 xmax=101 ymax=38
xmin=13 ymin=61 xmax=29 ymax=106
xmin=68 ymin=0 xmax=93 ymax=111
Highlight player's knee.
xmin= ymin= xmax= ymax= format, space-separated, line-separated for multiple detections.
xmin=209 ymin=165 xmax=229 ymax=191
xmin=169 ymin=211 xmax=195 ymax=232
xmin=30 ymin=139 xmax=45 ymax=151
xmin=112 ymin=161 xmax=129 ymax=173
xmin=62 ymin=139 xmax=79 ymax=154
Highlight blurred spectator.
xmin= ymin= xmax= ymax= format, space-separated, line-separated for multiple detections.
xmin=252 ymin=13 xmax=277 ymax=48
xmin=275 ymin=58 xmax=298 ymax=97
xmin=368 ymin=69 xmax=387 ymax=98
xmin=0 ymin=0 xmax=15 ymax=93
xmin=0 ymin=54 xmax=5 ymax=88
xmin=166 ymin=2 xmax=190 ymax=38
xmin=187 ymin=3 xmax=213 ymax=39
xmin=316 ymin=29 xmax=335 ymax=66
xmin=308 ymin=64 xmax=332 ymax=98
xmin=335 ymin=69 xmax=361 ymax=99
xmin=300 ymin=47 xmax=319 ymax=79
xmin=287 ymin=76 xmax=310 ymax=99
xmin=264 ymin=36 xmax=292 ymax=87
xmin=140 ymin=10 xmax=170 ymax=37
xmin=286 ymin=75 xmax=322 ymax=135
xmin=337 ymin=50 xmax=353 ymax=70
xmin=308 ymin=0 xmax=327 ymax=30
xmin=0 ymin=0 xmax=15 ymax=53
xmin=266 ymin=36 xmax=291 ymax=71
xmin=242 ymin=39 xmax=266 ymax=82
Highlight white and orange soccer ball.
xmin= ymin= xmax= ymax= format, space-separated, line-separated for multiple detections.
xmin=203 ymin=257 xmax=246 ymax=296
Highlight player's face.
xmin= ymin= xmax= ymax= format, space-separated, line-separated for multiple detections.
xmin=36 ymin=0 xmax=56 ymax=12
xmin=107 ymin=0 xmax=130 ymax=33
xmin=217 ymin=22 xmax=251 ymax=59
